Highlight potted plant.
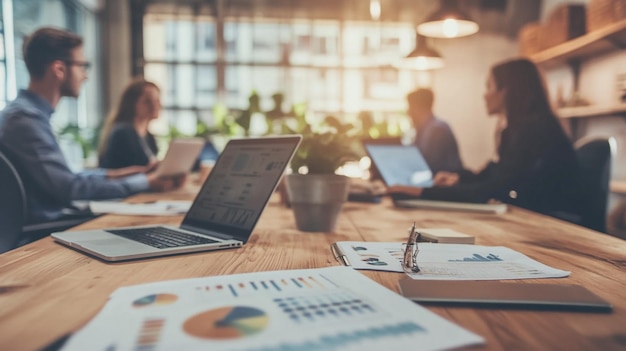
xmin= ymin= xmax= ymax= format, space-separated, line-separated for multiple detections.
xmin=284 ymin=116 xmax=361 ymax=232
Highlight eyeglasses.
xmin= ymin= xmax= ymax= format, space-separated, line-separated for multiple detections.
xmin=402 ymin=222 xmax=421 ymax=273
xmin=62 ymin=60 xmax=91 ymax=71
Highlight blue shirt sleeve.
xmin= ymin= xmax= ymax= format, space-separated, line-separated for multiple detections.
xmin=1 ymin=115 xmax=149 ymax=205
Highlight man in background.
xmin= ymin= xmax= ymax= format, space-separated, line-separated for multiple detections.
xmin=0 ymin=27 xmax=178 ymax=225
xmin=407 ymin=88 xmax=463 ymax=173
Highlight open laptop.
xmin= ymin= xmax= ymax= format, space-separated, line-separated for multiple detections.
xmin=154 ymin=138 xmax=205 ymax=177
xmin=52 ymin=135 xmax=302 ymax=261
xmin=363 ymin=143 xmax=506 ymax=214
xmin=363 ymin=144 xmax=434 ymax=187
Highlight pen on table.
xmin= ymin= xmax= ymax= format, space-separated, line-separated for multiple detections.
xmin=331 ymin=243 xmax=351 ymax=266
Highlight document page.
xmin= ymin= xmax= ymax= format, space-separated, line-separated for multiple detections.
xmin=61 ymin=267 xmax=483 ymax=351
xmin=334 ymin=242 xmax=570 ymax=280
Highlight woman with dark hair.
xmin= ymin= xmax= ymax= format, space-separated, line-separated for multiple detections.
xmin=98 ymin=78 xmax=161 ymax=169
xmin=388 ymin=58 xmax=580 ymax=215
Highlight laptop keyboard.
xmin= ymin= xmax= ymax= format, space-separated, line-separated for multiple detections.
xmin=107 ymin=227 xmax=218 ymax=249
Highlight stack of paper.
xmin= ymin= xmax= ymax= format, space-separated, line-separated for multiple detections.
xmin=419 ymin=228 xmax=475 ymax=244
xmin=61 ymin=267 xmax=483 ymax=351
xmin=332 ymin=241 xmax=570 ymax=280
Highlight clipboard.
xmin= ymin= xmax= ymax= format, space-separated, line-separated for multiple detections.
xmin=398 ymin=279 xmax=613 ymax=312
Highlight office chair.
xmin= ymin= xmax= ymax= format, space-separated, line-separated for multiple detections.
xmin=0 ymin=151 xmax=93 ymax=254
xmin=574 ymin=137 xmax=614 ymax=233
xmin=0 ymin=151 xmax=27 ymax=253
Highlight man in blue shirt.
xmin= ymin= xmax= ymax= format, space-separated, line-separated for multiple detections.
xmin=0 ymin=27 xmax=178 ymax=224
xmin=408 ymin=88 xmax=463 ymax=174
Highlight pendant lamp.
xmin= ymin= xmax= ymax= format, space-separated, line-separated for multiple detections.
xmin=417 ymin=0 xmax=479 ymax=38
xmin=394 ymin=33 xmax=444 ymax=71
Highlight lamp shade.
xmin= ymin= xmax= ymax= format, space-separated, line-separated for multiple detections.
xmin=417 ymin=0 xmax=479 ymax=38
xmin=394 ymin=34 xmax=444 ymax=71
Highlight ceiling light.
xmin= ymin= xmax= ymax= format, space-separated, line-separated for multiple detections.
xmin=394 ymin=33 xmax=444 ymax=71
xmin=370 ymin=0 xmax=381 ymax=21
xmin=417 ymin=0 xmax=479 ymax=38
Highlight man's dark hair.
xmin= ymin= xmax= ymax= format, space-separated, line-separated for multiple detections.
xmin=22 ymin=27 xmax=83 ymax=80
xmin=407 ymin=88 xmax=434 ymax=110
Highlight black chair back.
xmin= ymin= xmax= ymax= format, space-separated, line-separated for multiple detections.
xmin=575 ymin=138 xmax=613 ymax=233
xmin=0 ymin=151 xmax=27 ymax=253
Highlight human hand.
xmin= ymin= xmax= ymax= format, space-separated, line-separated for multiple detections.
xmin=433 ymin=172 xmax=460 ymax=187
xmin=107 ymin=165 xmax=152 ymax=179
xmin=386 ymin=185 xmax=423 ymax=197
xmin=145 ymin=158 xmax=159 ymax=172
xmin=146 ymin=173 xmax=186 ymax=192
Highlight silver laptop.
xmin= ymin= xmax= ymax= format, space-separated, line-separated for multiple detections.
xmin=154 ymin=138 xmax=205 ymax=177
xmin=363 ymin=144 xmax=434 ymax=187
xmin=52 ymin=135 xmax=302 ymax=261
xmin=364 ymin=143 xmax=507 ymax=214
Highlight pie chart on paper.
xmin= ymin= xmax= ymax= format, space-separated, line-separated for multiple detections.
xmin=183 ymin=306 xmax=269 ymax=339
xmin=132 ymin=293 xmax=178 ymax=307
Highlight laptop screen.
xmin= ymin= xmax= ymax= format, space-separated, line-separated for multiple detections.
xmin=364 ymin=144 xmax=433 ymax=187
xmin=182 ymin=136 xmax=301 ymax=242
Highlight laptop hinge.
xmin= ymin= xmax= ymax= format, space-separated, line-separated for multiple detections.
xmin=180 ymin=224 xmax=236 ymax=241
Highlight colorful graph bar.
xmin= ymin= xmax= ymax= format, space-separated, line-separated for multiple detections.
xmin=449 ymin=253 xmax=502 ymax=262
xmin=134 ymin=318 xmax=164 ymax=351
xmin=242 ymin=322 xmax=425 ymax=351
xmin=194 ymin=275 xmax=332 ymax=298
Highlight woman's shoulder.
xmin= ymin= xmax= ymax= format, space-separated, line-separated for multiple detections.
xmin=109 ymin=122 xmax=138 ymax=137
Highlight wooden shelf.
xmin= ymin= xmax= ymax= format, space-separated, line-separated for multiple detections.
xmin=531 ymin=19 xmax=626 ymax=68
xmin=557 ymin=104 xmax=626 ymax=119
xmin=611 ymin=180 xmax=626 ymax=194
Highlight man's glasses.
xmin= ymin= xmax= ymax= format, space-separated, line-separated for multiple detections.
xmin=62 ymin=60 xmax=91 ymax=71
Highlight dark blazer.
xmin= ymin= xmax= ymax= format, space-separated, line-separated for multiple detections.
xmin=99 ymin=123 xmax=158 ymax=169
xmin=420 ymin=114 xmax=580 ymax=215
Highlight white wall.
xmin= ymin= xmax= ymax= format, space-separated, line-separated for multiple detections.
xmin=430 ymin=33 xmax=519 ymax=171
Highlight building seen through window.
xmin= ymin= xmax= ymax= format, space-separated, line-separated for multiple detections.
xmin=142 ymin=5 xmax=418 ymax=138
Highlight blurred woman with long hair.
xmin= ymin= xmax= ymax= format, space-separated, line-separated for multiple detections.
xmin=98 ymin=78 xmax=161 ymax=169
xmin=389 ymin=58 xmax=580 ymax=216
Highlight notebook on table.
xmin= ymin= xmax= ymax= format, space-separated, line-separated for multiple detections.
xmin=52 ymin=135 xmax=301 ymax=261
xmin=394 ymin=199 xmax=507 ymax=214
xmin=363 ymin=143 xmax=507 ymax=214
xmin=398 ymin=279 xmax=613 ymax=312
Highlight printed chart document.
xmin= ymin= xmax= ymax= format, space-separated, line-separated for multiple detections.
xmin=88 ymin=201 xmax=192 ymax=216
xmin=61 ymin=267 xmax=483 ymax=351
xmin=332 ymin=242 xmax=570 ymax=280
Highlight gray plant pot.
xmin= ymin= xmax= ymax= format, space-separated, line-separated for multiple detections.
xmin=285 ymin=174 xmax=350 ymax=232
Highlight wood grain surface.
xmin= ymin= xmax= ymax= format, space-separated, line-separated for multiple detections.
xmin=0 ymin=186 xmax=625 ymax=351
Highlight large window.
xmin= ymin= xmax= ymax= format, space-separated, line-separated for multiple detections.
xmin=142 ymin=3 xmax=417 ymax=137
xmin=0 ymin=0 xmax=102 ymax=167
xmin=10 ymin=0 xmax=102 ymax=131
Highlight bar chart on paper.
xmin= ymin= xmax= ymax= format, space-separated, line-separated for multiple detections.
xmin=408 ymin=244 xmax=570 ymax=281
xmin=61 ymin=267 xmax=484 ymax=351
xmin=191 ymin=274 xmax=333 ymax=299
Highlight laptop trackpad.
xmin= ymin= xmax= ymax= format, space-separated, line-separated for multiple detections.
xmin=77 ymin=238 xmax=154 ymax=255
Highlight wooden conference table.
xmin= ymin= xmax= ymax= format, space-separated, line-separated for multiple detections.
xmin=1 ymin=185 xmax=626 ymax=351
